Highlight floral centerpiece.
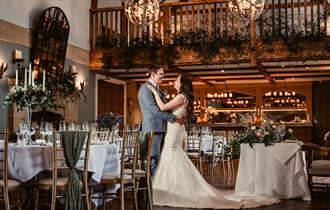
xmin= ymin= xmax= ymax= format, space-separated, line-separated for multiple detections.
xmin=233 ymin=115 xmax=286 ymax=148
xmin=4 ymin=85 xmax=55 ymax=111
xmin=96 ymin=112 xmax=123 ymax=130
xmin=203 ymin=106 xmax=218 ymax=122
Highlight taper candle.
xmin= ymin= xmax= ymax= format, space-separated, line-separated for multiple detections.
xmin=24 ymin=68 xmax=27 ymax=90
xmin=15 ymin=69 xmax=18 ymax=86
xmin=42 ymin=69 xmax=46 ymax=91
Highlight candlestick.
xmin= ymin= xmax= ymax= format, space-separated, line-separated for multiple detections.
xmin=32 ymin=69 xmax=35 ymax=87
xmin=42 ymin=69 xmax=46 ymax=91
xmin=15 ymin=69 xmax=18 ymax=86
xmin=14 ymin=50 xmax=22 ymax=60
xmin=24 ymin=68 xmax=27 ymax=90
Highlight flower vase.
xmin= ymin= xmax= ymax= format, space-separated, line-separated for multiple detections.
xmin=25 ymin=106 xmax=33 ymax=145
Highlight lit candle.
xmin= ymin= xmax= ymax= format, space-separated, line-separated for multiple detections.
xmin=42 ymin=69 xmax=46 ymax=91
xmin=15 ymin=69 xmax=18 ymax=86
xmin=28 ymin=62 xmax=31 ymax=85
xmin=24 ymin=68 xmax=27 ymax=90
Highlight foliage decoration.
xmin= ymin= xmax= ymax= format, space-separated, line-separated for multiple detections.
xmin=3 ymin=85 xmax=55 ymax=111
xmin=96 ymin=112 xmax=124 ymax=129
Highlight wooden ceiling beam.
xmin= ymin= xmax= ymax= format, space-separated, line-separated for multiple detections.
xmin=257 ymin=62 xmax=275 ymax=83
xmin=169 ymin=65 xmax=214 ymax=85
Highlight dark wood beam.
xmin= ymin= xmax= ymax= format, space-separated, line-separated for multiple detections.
xmin=91 ymin=0 xmax=98 ymax=10
xmin=257 ymin=62 xmax=275 ymax=83
xmin=169 ymin=65 xmax=214 ymax=85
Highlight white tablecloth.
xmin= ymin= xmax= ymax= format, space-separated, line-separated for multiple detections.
xmin=235 ymin=143 xmax=311 ymax=200
xmin=7 ymin=143 xmax=120 ymax=183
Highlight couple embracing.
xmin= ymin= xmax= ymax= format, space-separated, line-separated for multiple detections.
xmin=138 ymin=64 xmax=279 ymax=209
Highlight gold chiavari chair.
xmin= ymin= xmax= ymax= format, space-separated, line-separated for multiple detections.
xmin=186 ymin=130 xmax=203 ymax=175
xmin=0 ymin=129 xmax=22 ymax=210
xmin=35 ymin=130 xmax=92 ymax=210
xmin=135 ymin=131 xmax=154 ymax=210
xmin=96 ymin=130 xmax=140 ymax=210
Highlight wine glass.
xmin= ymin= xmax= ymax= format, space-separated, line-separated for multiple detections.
xmin=15 ymin=124 xmax=22 ymax=145
xmin=19 ymin=121 xmax=28 ymax=145
xmin=40 ymin=122 xmax=51 ymax=143
xmin=59 ymin=120 xmax=66 ymax=131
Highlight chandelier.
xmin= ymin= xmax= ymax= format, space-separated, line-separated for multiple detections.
xmin=124 ymin=0 xmax=160 ymax=26
xmin=228 ymin=0 xmax=265 ymax=21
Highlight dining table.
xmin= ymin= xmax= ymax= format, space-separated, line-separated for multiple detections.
xmin=7 ymin=141 xmax=120 ymax=206
xmin=235 ymin=141 xmax=311 ymax=200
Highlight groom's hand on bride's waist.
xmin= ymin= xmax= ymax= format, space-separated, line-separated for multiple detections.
xmin=175 ymin=115 xmax=186 ymax=125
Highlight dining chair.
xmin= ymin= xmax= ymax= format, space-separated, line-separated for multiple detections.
xmin=302 ymin=142 xmax=330 ymax=191
xmin=135 ymin=131 xmax=154 ymax=210
xmin=186 ymin=130 xmax=203 ymax=175
xmin=96 ymin=130 xmax=140 ymax=210
xmin=203 ymin=131 xmax=226 ymax=182
xmin=0 ymin=129 xmax=23 ymax=210
xmin=94 ymin=131 xmax=113 ymax=143
xmin=35 ymin=130 xmax=92 ymax=210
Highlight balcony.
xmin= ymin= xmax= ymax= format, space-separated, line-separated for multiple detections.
xmin=89 ymin=0 xmax=330 ymax=83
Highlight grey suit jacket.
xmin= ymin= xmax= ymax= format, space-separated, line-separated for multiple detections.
xmin=138 ymin=81 xmax=176 ymax=132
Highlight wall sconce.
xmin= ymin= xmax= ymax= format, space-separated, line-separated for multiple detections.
xmin=0 ymin=62 xmax=8 ymax=79
xmin=79 ymin=80 xmax=87 ymax=92
xmin=13 ymin=49 xmax=24 ymax=78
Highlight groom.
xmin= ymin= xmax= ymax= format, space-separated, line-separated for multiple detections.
xmin=138 ymin=64 xmax=184 ymax=175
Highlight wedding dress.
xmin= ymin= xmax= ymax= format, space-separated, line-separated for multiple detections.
xmin=152 ymin=97 xmax=280 ymax=209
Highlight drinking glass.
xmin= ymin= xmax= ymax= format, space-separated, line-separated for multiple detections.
xmin=59 ymin=120 xmax=66 ymax=131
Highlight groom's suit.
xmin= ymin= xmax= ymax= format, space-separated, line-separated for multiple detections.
xmin=138 ymin=80 xmax=176 ymax=175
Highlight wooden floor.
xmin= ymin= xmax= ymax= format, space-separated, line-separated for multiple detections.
xmin=109 ymin=170 xmax=330 ymax=210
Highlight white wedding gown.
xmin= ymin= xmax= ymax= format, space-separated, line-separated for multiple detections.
xmin=152 ymin=99 xmax=280 ymax=209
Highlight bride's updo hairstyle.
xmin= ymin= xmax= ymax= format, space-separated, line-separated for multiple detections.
xmin=179 ymin=74 xmax=195 ymax=123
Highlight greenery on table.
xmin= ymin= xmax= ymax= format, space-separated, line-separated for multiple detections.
xmin=3 ymin=69 xmax=85 ymax=111
xmin=231 ymin=115 xmax=285 ymax=156
xmin=3 ymin=85 xmax=55 ymax=111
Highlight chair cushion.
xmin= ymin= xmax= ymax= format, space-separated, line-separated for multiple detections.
xmin=0 ymin=179 xmax=22 ymax=189
xmin=187 ymin=152 xmax=200 ymax=157
xmin=310 ymin=160 xmax=330 ymax=176
xmin=100 ymin=173 xmax=133 ymax=184
xmin=124 ymin=168 xmax=146 ymax=176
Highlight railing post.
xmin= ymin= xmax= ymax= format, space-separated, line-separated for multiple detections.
xmin=250 ymin=20 xmax=257 ymax=67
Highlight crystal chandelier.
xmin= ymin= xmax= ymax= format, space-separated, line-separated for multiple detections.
xmin=228 ymin=0 xmax=265 ymax=21
xmin=124 ymin=0 xmax=160 ymax=26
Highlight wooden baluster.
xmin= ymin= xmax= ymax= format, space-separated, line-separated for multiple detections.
xmin=317 ymin=0 xmax=320 ymax=35
xmin=304 ymin=0 xmax=307 ymax=34
xmin=95 ymin=11 xmax=99 ymax=41
xmin=291 ymin=0 xmax=294 ymax=36
xmin=100 ymin=11 xmax=104 ymax=35
xmin=226 ymin=0 xmax=229 ymax=38
xmin=311 ymin=0 xmax=314 ymax=34
xmin=186 ymin=5 xmax=189 ymax=31
xmin=219 ymin=3 xmax=223 ymax=36
xmin=192 ymin=4 xmax=195 ymax=31
xmin=89 ymin=11 xmax=94 ymax=49
xmin=285 ymin=0 xmax=288 ymax=37
xmin=208 ymin=3 xmax=212 ymax=36
xmin=180 ymin=6 xmax=183 ymax=33
xmin=324 ymin=0 xmax=328 ymax=34
xmin=197 ymin=3 xmax=200 ymax=29
xmin=115 ymin=11 xmax=118 ymax=35
xmin=202 ymin=3 xmax=205 ymax=31
xmin=272 ymin=0 xmax=275 ymax=33
xmin=298 ymin=0 xmax=301 ymax=33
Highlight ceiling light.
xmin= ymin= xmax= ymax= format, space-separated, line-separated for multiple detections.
xmin=229 ymin=0 xmax=265 ymax=22
xmin=124 ymin=0 xmax=160 ymax=26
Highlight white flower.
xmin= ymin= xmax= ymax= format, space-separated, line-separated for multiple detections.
xmin=251 ymin=126 xmax=256 ymax=130
xmin=287 ymin=128 xmax=293 ymax=133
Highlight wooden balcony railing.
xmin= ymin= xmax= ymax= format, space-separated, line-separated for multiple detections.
xmin=90 ymin=0 xmax=328 ymax=50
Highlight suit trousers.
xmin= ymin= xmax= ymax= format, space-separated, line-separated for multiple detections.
xmin=150 ymin=132 xmax=165 ymax=176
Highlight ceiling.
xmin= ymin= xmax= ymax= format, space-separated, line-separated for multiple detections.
xmin=102 ymin=59 xmax=330 ymax=85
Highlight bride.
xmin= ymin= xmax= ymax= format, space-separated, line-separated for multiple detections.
xmin=148 ymin=74 xmax=280 ymax=209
